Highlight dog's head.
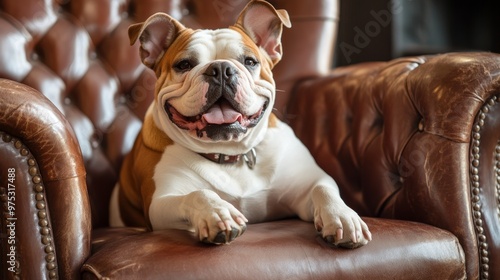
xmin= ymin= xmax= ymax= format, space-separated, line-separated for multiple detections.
xmin=129 ymin=0 xmax=291 ymax=154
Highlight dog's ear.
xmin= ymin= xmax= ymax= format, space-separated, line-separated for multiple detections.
xmin=129 ymin=13 xmax=186 ymax=69
xmin=235 ymin=0 xmax=291 ymax=65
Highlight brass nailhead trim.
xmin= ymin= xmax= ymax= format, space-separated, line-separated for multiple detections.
xmin=470 ymin=95 xmax=499 ymax=280
xmin=0 ymin=132 xmax=58 ymax=279
xmin=496 ymin=145 xmax=500 ymax=225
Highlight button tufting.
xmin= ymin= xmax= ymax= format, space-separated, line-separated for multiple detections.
xmin=91 ymin=133 xmax=102 ymax=149
xmin=418 ymin=119 xmax=424 ymax=131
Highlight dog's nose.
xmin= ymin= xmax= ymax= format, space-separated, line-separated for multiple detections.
xmin=204 ymin=62 xmax=237 ymax=83
xmin=203 ymin=61 xmax=240 ymax=109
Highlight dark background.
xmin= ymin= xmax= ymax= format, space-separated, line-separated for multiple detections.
xmin=334 ymin=0 xmax=500 ymax=67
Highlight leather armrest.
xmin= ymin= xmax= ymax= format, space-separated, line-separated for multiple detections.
xmin=287 ymin=52 xmax=500 ymax=280
xmin=0 ymin=79 xmax=91 ymax=279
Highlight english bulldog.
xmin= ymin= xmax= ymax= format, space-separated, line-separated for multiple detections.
xmin=110 ymin=0 xmax=372 ymax=248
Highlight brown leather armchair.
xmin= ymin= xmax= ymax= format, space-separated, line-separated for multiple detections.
xmin=0 ymin=0 xmax=497 ymax=279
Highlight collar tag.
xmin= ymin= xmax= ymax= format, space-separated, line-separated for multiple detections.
xmin=243 ymin=148 xmax=257 ymax=169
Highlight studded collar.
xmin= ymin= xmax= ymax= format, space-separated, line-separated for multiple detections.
xmin=199 ymin=148 xmax=257 ymax=169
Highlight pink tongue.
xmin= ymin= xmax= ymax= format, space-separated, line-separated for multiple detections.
xmin=202 ymin=102 xmax=242 ymax=124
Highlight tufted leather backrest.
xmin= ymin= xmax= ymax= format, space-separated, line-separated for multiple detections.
xmin=288 ymin=52 xmax=500 ymax=220
xmin=287 ymin=52 xmax=500 ymax=279
xmin=0 ymin=0 xmax=339 ymax=227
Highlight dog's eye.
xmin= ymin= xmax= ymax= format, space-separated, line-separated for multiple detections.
xmin=244 ymin=57 xmax=258 ymax=68
xmin=174 ymin=60 xmax=193 ymax=72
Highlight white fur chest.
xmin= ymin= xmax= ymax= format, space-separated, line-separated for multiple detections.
xmin=152 ymin=122 xmax=301 ymax=224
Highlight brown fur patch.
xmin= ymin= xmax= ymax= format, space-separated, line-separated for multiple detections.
xmin=153 ymin=28 xmax=196 ymax=90
xmin=118 ymin=107 xmax=174 ymax=228
xmin=268 ymin=112 xmax=278 ymax=128
xmin=142 ymin=108 xmax=173 ymax=152
xmin=119 ymin=131 xmax=162 ymax=229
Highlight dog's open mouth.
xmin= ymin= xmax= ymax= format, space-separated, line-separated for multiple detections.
xmin=165 ymin=98 xmax=268 ymax=140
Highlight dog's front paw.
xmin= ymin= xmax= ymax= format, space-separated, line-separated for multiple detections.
xmin=188 ymin=190 xmax=248 ymax=244
xmin=314 ymin=203 xmax=372 ymax=249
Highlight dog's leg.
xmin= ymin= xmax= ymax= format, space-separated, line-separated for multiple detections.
xmin=311 ymin=185 xmax=372 ymax=248
xmin=264 ymin=122 xmax=372 ymax=248
xmin=150 ymin=189 xmax=248 ymax=244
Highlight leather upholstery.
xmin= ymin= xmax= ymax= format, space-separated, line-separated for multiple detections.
xmin=83 ymin=218 xmax=465 ymax=279
xmin=0 ymin=80 xmax=90 ymax=279
xmin=0 ymin=0 xmax=498 ymax=279
xmin=289 ymin=53 xmax=500 ymax=279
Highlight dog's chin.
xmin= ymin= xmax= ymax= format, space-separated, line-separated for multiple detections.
xmin=164 ymin=99 xmax=268 ymax=141
xmin=204 ymin=122 xmax=248 ymax=141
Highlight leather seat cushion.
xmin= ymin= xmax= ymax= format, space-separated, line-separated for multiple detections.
xmin=82 ymin=218 xmax=465 ymax=279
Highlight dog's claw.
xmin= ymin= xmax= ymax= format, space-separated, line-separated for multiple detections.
xmin=323 ymin=234 xmax=367 ymax=249
xmin=324 ymin=235 xmax=334 ymax=244
xmin=229 ymin=227 xmax=239 ymax=241
xmin=336 ymin=240 xmax=364 ymax=249
xmin=203 ymin=225 xmax=246 ymax=244
xmin=213 ymin=231 xmax=227 ymax=244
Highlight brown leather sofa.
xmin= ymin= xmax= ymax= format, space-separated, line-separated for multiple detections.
xmin=0 ymin=0 xmax=498 ymax=279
